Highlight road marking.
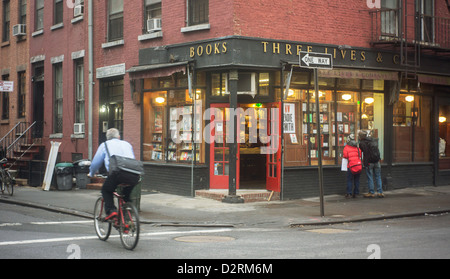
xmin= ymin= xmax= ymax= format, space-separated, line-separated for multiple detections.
xmin=30 ymin=221 xmax=92 ymax=225
xmin=0 ymin=223 xmax=22 ymax=227
xmin=0 ymin=220 xmax=92 ymax=227
xmin=0 ymin=228 xmax=234 ymax=246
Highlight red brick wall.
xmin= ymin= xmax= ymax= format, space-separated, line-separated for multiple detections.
xmin=233 ymin=0 xmax=373 ymax=48
xmin=0 ymin=1 xmax=30 ymax=138
xmin=29 ymin=0 xmax=88 ymax=161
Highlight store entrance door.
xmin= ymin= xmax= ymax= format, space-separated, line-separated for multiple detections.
xmin=209 ymin=104 xmax=240 ymax=189
xmin=209 ymin=103 xmax=282 ymax=192
xmin=266 ymin=102 xmax=282 ymax=192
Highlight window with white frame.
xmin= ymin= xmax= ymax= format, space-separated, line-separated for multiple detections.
xmin=35 ymin=0 xmax=44 ymax=31
xmin=54 ymin=0 xmax=63 ymax=25
xmin=144 ymin=0 xmax=161 ymax=33
xmin=108 ymin=0 xmax=123 ymax=41
xmin=3 ymin=0 xmax=10 ymax=42
xmin=54 ymin=63 xmax=63 ymax=133
xmin=75 ymin=60 xmax=85 ymax=124
xmin=188 ymin=0 xmax=208 ymax=26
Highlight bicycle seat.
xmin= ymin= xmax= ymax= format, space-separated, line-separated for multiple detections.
xmin=0 ymin=158 xmax=7 ymax=164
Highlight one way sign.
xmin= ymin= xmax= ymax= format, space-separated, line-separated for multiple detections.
xmin=299 ymin=52 xmax=333 ymax=69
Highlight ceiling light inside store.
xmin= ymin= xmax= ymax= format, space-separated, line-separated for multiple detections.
xmin=440 ymin=116 xmax=447 ymax=123
xmin=405 ymin=95 xmax=414 ymax=102
xmin=342 ymin=94 xmax=352 ymax=101
xmin=364 ymin=97 xmax=374 ymax=104
xmin=155 ymin=97 xmax=165 ymax=104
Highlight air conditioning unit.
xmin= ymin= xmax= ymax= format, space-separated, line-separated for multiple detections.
xmin=74 ymin=5 xmax=84 ymax=17
xmin=74 ymin=123 xmax=85 ymax=134
xmin=147 ymin=18 xmax=162 ymax=32
xmin=12 ymin=24 xmax=26 ymax=36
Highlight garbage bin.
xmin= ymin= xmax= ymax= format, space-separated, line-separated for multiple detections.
xmin=73 ymin=160 xmax=91 ymax=189
xmin=55 ymin=162 xmax=74 ymax=191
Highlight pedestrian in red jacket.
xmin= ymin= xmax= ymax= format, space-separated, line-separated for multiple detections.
xmin=343 ymin=134 xmax=362 ymax=198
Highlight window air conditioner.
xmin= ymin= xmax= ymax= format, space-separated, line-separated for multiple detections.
xmin=147 ymin=18 xmax=162 ymax=32
xmin=74 ymin=123 xmax=85 ymax=134
xmin=74 ymin=5 xmax=84 ymax=17
xmin=12 ymin=24 xmax=26 ymax=36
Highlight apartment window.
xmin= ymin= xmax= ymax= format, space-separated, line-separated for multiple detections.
xmin=108 ymin=0 xmax=123 ymax=41
xmin=54 ymin=0 xmax=63 ymax=25
xmin=3 ymin=0 xmax=10 ymax=42
xmin=1 ymin=74 xmax=9 ymax=120
xmin=416 ymin=0 xmax=435 ymax=43
xmin=144 ymin=0 xmax=161 ymax=33
xmin=54 ymin=63 xmax=63 ymax=133
xmin=19 ymin=0 xmax=27 ymax=25
xmin=188 ymin=0 xmax=208 ymax=26
xmin=75 ymin=60 xmax=85 ymax=124
xmin=381 ymin=0 xmax=399 ymax=36
xmin=18 ymin=71 xmax=26 ymax=118
xmin=35 ymin=0 xmax=44 ymax=31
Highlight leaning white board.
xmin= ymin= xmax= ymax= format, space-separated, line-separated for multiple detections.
xmin=42 ymin=141 xmax=61 ymax=191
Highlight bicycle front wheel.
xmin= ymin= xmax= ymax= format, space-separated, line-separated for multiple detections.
xmin=119 ymin=203 xmax=140 ymax=250
xmin=94 ymin=197 xmax=111 ymax=241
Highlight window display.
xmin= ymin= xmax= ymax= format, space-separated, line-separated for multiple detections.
xmin=282 ymin=72 xmax=385 ymax=167
xmin=439 ymin=104 xmax=450 ymax=170
xmin=393 ymin=94 xmax=432 ymax=162
xmin=142 ymin=73 xmax=205 ymax=164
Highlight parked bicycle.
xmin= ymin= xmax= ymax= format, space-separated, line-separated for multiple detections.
xmin=0 ymin=158 xmax=14 ymax=196
xmin=93 ymin=184 xmax=140 ymax=250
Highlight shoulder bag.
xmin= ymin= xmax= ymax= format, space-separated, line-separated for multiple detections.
xmin=104 ymin=142 xmax=144 ymax=176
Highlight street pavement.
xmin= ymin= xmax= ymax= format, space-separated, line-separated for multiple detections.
xmin=1 ymin=184 xmax=450 ymax=228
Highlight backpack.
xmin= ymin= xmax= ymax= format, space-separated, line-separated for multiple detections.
xmin=365 ymin=138 xmax=381 ymax=163
xmin=349 ymin=148 xmax=362 ymax=175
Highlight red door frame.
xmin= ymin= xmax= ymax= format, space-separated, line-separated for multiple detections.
xmin=209 ymin=104 xmax=240 ymax=189
xmin=266 ymin=102 xmax=282 ymax=192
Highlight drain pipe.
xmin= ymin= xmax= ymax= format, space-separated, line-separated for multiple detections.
xmin=88 ymin=0 xmax=94 ymax=160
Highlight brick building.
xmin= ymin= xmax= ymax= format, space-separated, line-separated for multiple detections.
xmin=0 ymin=0 xmax=30 ymax=151
xmin=1 ymin=0 xmax=449 ymax=200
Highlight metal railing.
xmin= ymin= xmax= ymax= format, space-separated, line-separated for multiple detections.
xmin=0 ymin=121 xmax=42 ymax=163
xmin=370 ymin=8 xmax=450 ymax=51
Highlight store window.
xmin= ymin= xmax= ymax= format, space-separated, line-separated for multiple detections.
xmin=439 ymin=104 xmax=450 ymax=169
xmin=143 ymin=73 xmax=205 ymax=164
xmin=211 ymin=72 xmax=271 ymax=98
xmin=393 ymin=93 xmax=432 ymax=162
xmin=282 ymin=71 xmax=385 ymax=167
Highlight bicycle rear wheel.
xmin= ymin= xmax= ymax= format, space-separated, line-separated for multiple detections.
xmin=94 ymin=197 xmax=111 ymax=241
xmin=2 ymin=171 xmax=13 ymax=196
xmin=119 ymin=203 xmax=140 ymax=250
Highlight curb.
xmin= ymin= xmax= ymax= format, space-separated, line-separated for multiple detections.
xmin=3 ymin=195 xmax=449 ymax=228
xmin=0 ymin=197 xmax=236 ymax=228
xmin=290 ymin=209 xmax=450 ymax=227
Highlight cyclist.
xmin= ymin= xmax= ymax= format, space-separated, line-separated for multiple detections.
xmin=88 ymin=128 xmax=140 ymax=221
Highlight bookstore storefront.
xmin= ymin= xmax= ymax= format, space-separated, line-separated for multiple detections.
xmin=132 ymin=36 xmax=450 ymax=199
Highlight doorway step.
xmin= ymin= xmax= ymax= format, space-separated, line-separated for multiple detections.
xmin=195 ymin=190 xmax=280 ymax=203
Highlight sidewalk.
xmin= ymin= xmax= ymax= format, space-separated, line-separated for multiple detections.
xmin=1 ymin=185 xmax=450 ymax=228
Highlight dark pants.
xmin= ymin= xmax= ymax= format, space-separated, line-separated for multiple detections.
xmin=102 ymin=171 xmax=140 ymax=214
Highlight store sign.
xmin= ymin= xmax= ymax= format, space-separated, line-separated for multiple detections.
xmin=284 ymin=103 xmax=296 ymax=134
xmin=0 ymin=81 xmax=14 ymax=92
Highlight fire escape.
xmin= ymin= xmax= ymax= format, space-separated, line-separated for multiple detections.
xmin=370 ymin=0 xmax=450 ymax=81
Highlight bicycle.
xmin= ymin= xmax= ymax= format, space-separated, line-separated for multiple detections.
xmin=0 ymin=158 xmax=14 ymax=196
xmin=93 ymin=184 xmax=140 ymax=250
